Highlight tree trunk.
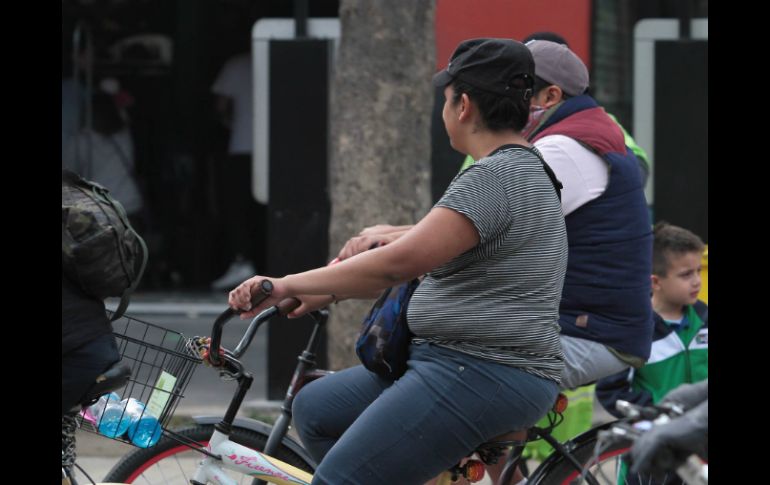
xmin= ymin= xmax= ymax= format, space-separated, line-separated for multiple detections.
xmin=327 ymin=0 xmax=435 ymax=370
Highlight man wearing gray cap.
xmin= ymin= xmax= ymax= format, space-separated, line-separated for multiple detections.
xmin=524 ymin=40 xmax=653 ymax=390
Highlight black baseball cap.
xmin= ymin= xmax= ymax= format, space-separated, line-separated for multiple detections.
xmin=433 ymin=38 xmax=535 ymax=100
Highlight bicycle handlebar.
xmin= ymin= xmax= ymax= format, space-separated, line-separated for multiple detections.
xmin=615 ymin=400 xmax=683 ymax=422
xmin=229 ymin=297 xmax=302 ymax=359
xmin=209 ymin=280 xmax=278 ymax=367
xmin=602 ymin=400 xmax=682 ymax=444
xmin=597 ymin=400 xmax=707 ymax=484
xmin=276 ymin=297 xmax=302 ymax=315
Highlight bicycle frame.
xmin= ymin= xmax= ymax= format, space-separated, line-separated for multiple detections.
xmin=526 ymin=420 xmax=620 ymax=484
xmin=173 ymin=300 xmax=467 ymax=485
xmin=118 ymin=294 xmax=645 ymax=485
xmin=523 ymin=400 xmax=707 ymax=485
xmin=180 ymin=300 xmax=328 ymax=485
xmin=191 ymin=427 xmax=313 ymax=485
xmin=192 ymin=300 xmax=608 ymax=485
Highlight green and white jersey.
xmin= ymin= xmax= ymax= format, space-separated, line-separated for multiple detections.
xmin=631 ymin=302 xmax=708 ymax=403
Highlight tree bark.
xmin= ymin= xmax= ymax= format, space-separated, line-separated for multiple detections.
xmin=327 ymin=0 xmax=435 ymax=369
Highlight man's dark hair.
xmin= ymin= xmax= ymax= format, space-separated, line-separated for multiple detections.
xmin=533 ymin=75 xmax=574 ymax=101
xmin=652 ymin=221 xmax=705 ymax=276
xmin=450 ymin=78 xmax=530 ymax=132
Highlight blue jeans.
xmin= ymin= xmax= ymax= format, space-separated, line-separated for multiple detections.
xmin=292 ymin=342 xmax=559 ymax=485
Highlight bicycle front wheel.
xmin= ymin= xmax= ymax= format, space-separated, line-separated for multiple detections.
xmin=529 ymin=435 xmax=630 ymax=485
xmin=529 ymin=435 xmax=684 ymax=485
xmin=103 ymin=424 xmax=315 ymax=484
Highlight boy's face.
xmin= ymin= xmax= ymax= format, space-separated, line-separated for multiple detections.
xmin=652 ymin=251 xmax=703 ymax=307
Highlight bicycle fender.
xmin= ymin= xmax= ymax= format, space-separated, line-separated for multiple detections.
xmin=527 ymin=420 xmax=620 ymax=483
xmin=192 ymin=415 xmax=317 ymax=468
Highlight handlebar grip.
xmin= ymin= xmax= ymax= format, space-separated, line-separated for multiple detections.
xmin=249 ymin=279 xmax=274 ymax=310
xmin=276 ymin=297 xmax=302 ymax=316
xmin=228 ymin=279 xmax=274 ymax=315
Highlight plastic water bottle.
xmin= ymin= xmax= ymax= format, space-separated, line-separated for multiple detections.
xmin=84 ymin=392 xmax=120 ymax=426
xmin=127 ymin=408 xmax=162 ymax=448
xmin=98 ymin=398 xmax=145 ymax=439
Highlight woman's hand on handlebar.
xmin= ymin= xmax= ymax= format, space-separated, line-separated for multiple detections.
xmin=229 ymin=276 xmax=286 ymax=319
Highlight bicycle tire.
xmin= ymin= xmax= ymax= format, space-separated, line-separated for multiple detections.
xmin=103 ymin=424 xmax=315 ymax=484
xmin=528 ymin=434 xmax=683 ymax=485
xmin=528 ymin=434 xmax=630 ymax=485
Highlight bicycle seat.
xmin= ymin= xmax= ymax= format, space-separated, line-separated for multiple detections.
xmin=81 ymin=361 xmax=132 ymax=407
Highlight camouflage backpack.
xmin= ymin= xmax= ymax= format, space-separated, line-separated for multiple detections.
xmin=62 ymin=169 xmax=147 ymax=321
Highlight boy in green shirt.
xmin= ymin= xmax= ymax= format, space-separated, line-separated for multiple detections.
xmin=597 ymin=222 xmax=708 ymax=484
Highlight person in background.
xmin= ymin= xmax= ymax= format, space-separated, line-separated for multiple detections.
xmin=460 ymin=31 xmax=651 ymax=186
xmin=62 ymin=79 xmax=144 ymax=227
xmin=596 ymin=222 xmax=707 ymax=485
xmin=522 ymin=39 xmax=654 ymax=387
xmin=210 ymin=52 xmax=265 ymax=291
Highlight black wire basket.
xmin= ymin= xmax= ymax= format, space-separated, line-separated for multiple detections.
xmin=77 ymin=313 xmax=202 ymax=448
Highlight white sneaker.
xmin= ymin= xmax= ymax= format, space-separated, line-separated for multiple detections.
xmin=211 ymin=260 xmax=256 ymax=291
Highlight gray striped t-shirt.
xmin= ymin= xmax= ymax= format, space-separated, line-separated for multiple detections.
xmin=408 ymin=145 xmax=568 ymax=382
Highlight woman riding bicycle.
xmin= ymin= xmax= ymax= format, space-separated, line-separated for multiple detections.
xmin=230 ymin=38 xmax=568 ymax=485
